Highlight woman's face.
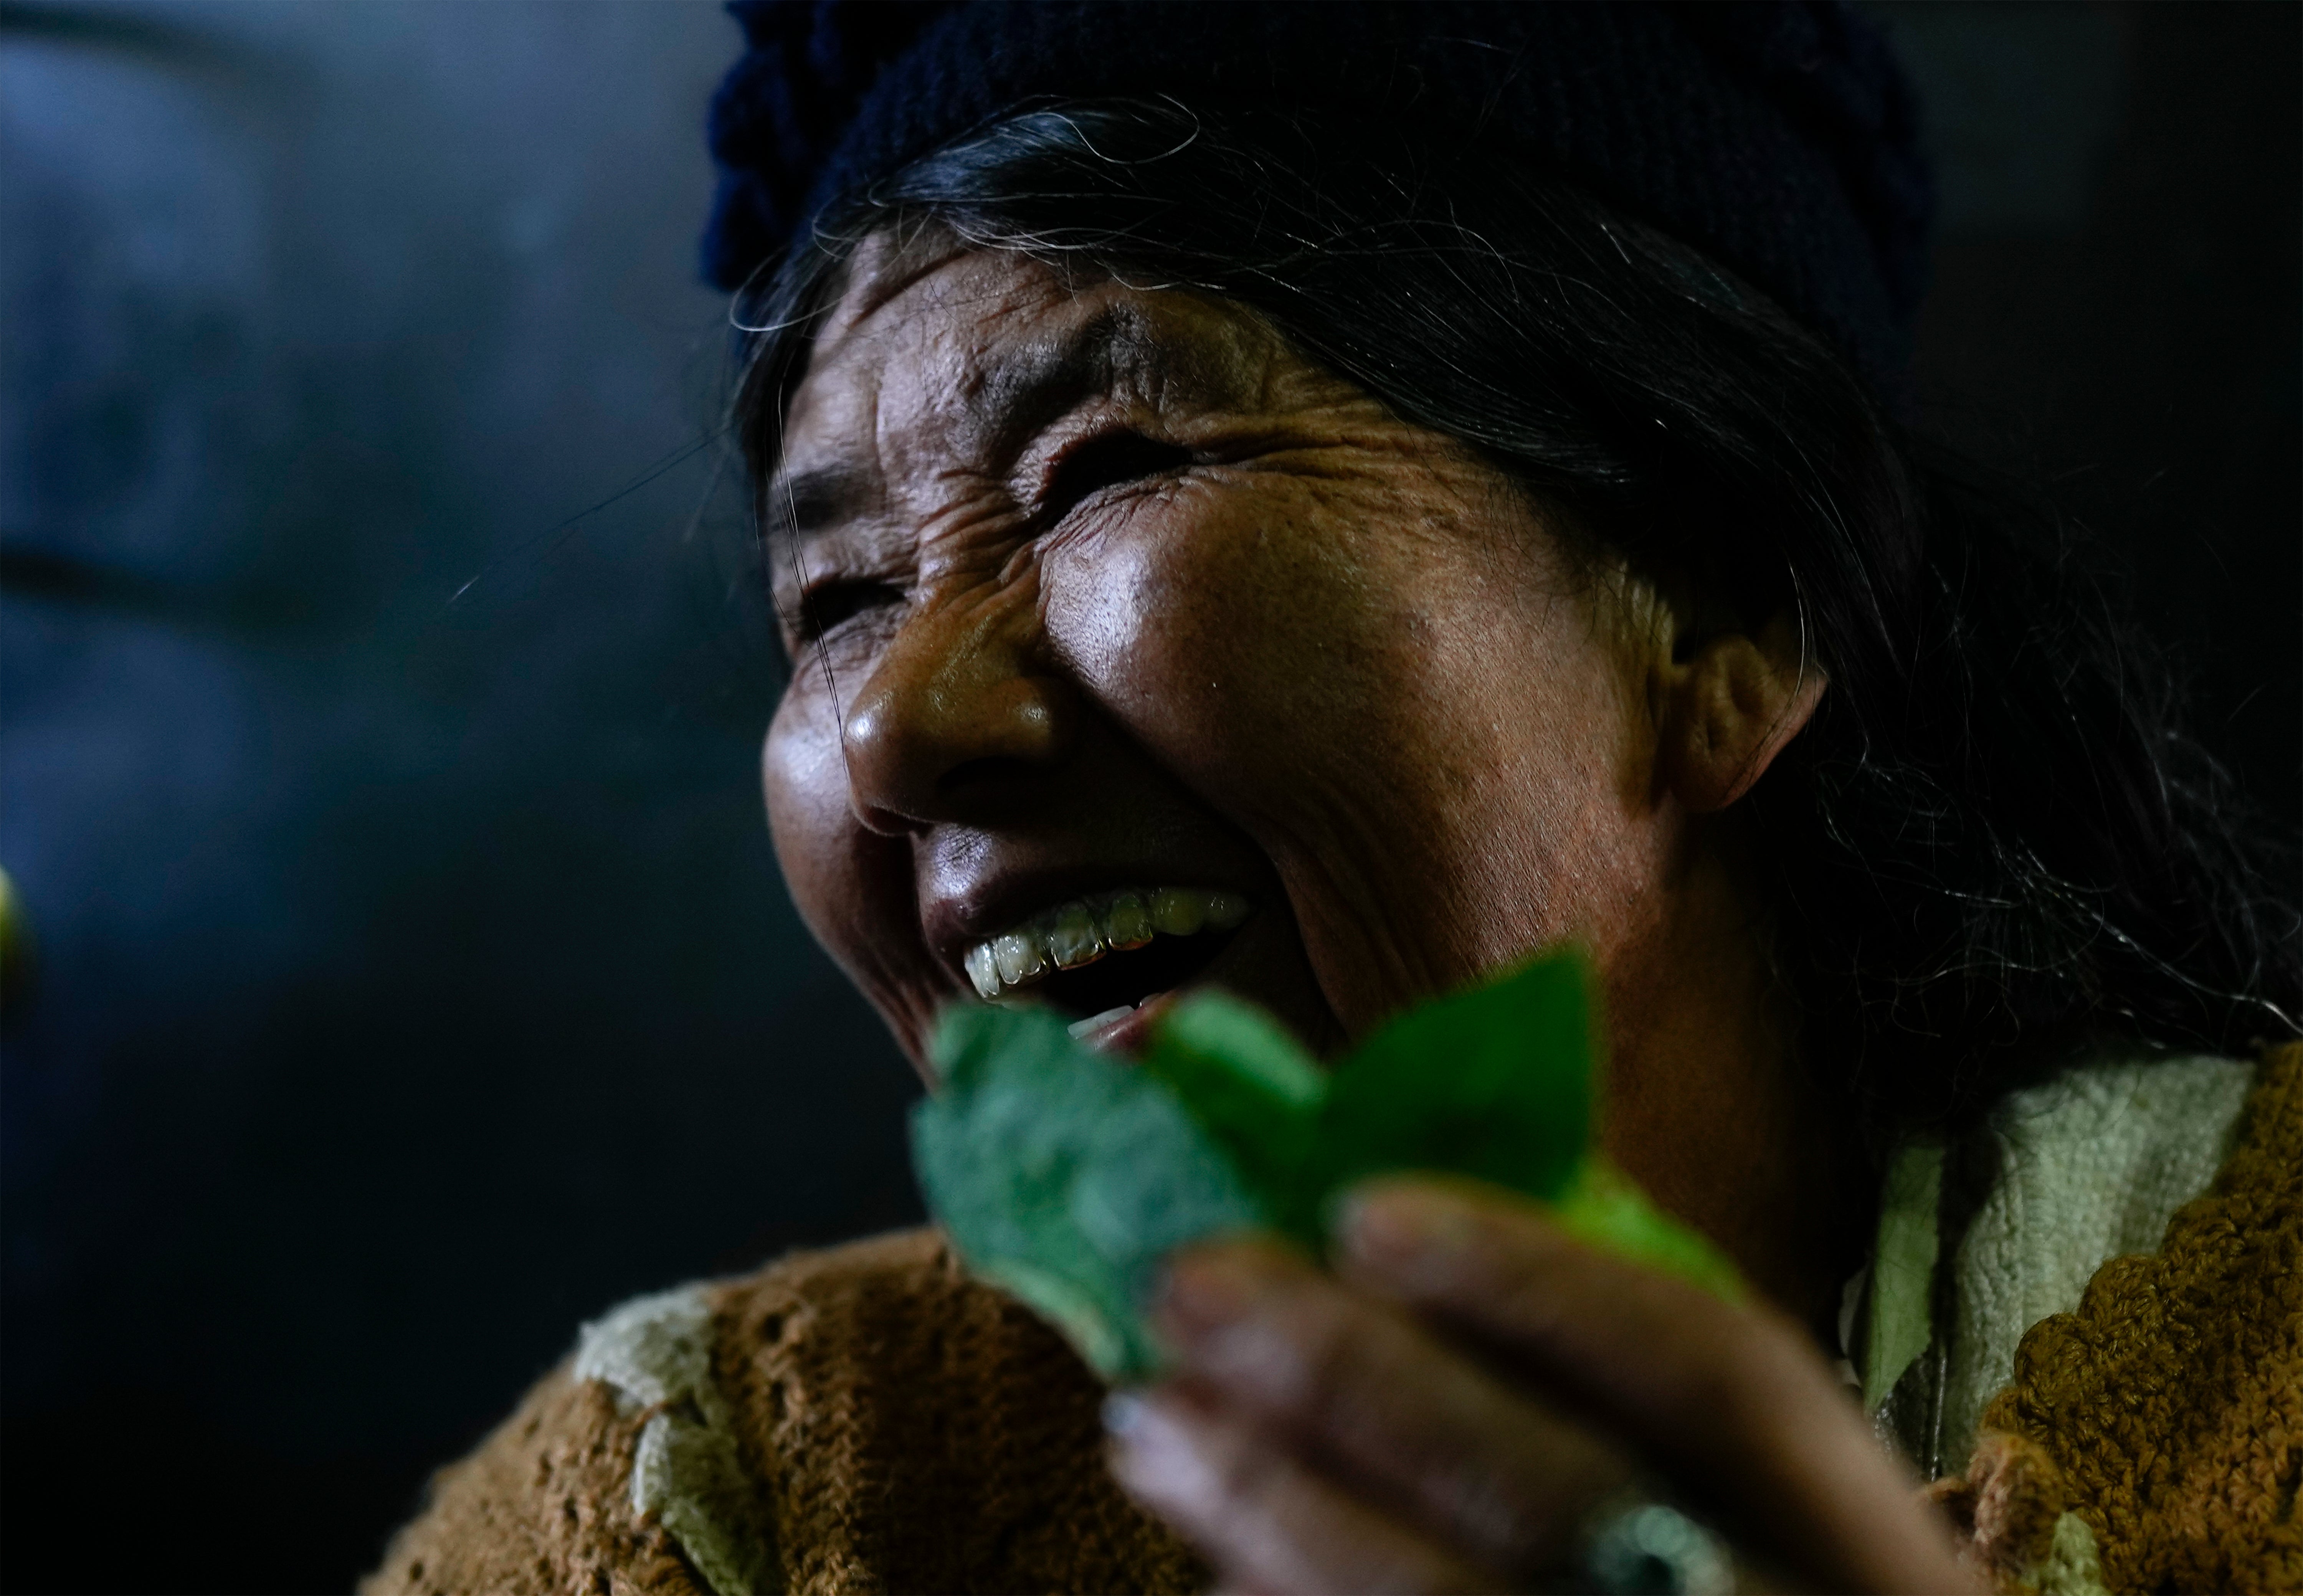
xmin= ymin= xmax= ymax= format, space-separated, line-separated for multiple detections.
xmin=763 ymin=233 xmax=1681 ymax=1075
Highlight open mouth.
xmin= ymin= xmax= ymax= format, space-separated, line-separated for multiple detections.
xmin=962 ymin=886 xmax=1251 ymax=1032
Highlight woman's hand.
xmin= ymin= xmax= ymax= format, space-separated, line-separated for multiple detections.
xmin=1105 ymin=1177 xmax=1976 ymax=1594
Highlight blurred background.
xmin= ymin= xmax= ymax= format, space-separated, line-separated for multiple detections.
xmin=0 ymin=2 xmax=2293 ymax=1589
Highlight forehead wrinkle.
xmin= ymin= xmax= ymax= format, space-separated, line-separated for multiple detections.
xmin=826 ymin=223 xmax=972 ymax=340
xmin=797 ymin=261 xmax=1072 ymax=512
xmin=838 ymin=250 xmax=1286 ymax=446
xmin=778 ymin=255 xmax=1303 ymax=562
xmin=948 ymin=289 xmax=1287 ymax=467
xmin=952 ymin=298 xmax=1140 ymax=454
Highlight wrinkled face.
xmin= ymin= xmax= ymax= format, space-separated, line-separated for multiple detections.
xmin=763 ymin=233 xmax=1673 ymax=1077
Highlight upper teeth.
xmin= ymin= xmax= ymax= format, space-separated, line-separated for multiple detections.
xmin=963 ymin=886 xmax=1251 ymax=1000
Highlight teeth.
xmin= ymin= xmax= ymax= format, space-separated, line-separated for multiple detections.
xmin=1048 ymin=902 xmax=1103 ymax=969
xmin=1068 ymin=1005 xmax=1135 ymax=1039
xmin=962 ymin=886 xmax=1254 ymax=1001
xmin=1104 ymin=891 xmax=1153 ymax=950
xmin=991 ymin=931 xmax=1044 ymax=988
xmin=1150 ymin=887 xmax=1205 ymax=937
xmin=963 ymin=943 xmax=1000 ymax=1000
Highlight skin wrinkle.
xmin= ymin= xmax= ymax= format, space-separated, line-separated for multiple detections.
xmin=759 ymin=236 xmax=1975 ymax=1593
xmin=1325 ymin=1188 xmax=1967 ymax=1593
xmin=768 ymin=233 xmax=1853 ymax=1300
xmin=1227 ymin=565 xmax=1491 ymax=1001
xmin=1112 ymin=1391 xmax=1493 ymax=1596
xmin=1156 ymin=1244 xmax=1624 ymax=1569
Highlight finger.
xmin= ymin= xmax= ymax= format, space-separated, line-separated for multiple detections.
xmin=1152 ymin=1237 xmax=1634 ymax=1572
xmin=1105 ymin=1383 xmax=1498 ymax=1596
xmin=1333 ymin=1178 xmax=1973 ymax=1594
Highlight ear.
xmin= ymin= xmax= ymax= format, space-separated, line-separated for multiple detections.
xmin=1655 ymin=609 xmax=1826 ymax=813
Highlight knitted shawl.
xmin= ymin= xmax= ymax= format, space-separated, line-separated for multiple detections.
xmin=362 ymin=1043 xmax=2299 ymax=1595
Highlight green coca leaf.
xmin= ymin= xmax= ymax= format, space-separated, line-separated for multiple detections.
xmin=913 ymin=948 xmax=1739 ymax=1380
xmin=1305 ymin=951 xmax=1592 ymax=1211
xmin=1137 ymin=989 xmax=1324 ymax=1235
xmin=915 ymin=1003 xmax=1270 ymax=1381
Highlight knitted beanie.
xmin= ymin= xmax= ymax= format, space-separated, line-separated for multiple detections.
xmin=702 ymin=0 xmax=1934 ymax=392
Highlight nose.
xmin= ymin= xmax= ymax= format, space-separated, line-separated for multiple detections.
xmin=839 ymin=584 xmax=1074 ymax=833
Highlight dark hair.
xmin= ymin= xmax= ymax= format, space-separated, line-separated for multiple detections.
xmin=735 ymin=100 xmax=2299 ymax=1143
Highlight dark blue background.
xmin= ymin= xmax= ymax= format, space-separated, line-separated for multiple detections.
xmin=0 ymin=3 xmax=2293 ymax=1589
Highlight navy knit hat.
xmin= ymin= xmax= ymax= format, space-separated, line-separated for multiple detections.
xmin=703 ymin=0 xmax=1933 ymax=390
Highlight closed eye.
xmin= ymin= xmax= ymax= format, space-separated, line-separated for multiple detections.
xmin=794 ymin=578 xmax=903 ymax=642
xmin=1040 ymin=430 xmax=1192 ymax=527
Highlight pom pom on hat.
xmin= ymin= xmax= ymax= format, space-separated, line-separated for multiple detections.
xmin=703 ymin=0 xmax=948 ymax=293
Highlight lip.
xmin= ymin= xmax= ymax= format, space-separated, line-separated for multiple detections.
xmin=913 ymin=832 xmax=1345 ymax=1074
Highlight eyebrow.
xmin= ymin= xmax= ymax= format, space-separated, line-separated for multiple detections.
xmin=762 ymin=301 xmax=1197 ymax=552
xmin=760 ymin=460 xmax=873 ymax=555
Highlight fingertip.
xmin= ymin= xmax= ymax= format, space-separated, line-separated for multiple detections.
xmin=1102 ymin=1389 xmax=1149 ymax=1440
xmin=1151 ymin=1239 xmax=1267 ymax=1343
xmin=1328 ymin=1176 xmax=1495 ymax=1270
xmin=1102 ymin=1386 xmax=1204 ymax=1494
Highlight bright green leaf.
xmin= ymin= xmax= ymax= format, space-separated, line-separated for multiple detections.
xmin=1552 ymin=1157 xmax=1745 ymax=1304
xmin=1307 ymin=950 xmax=1592 ymax=1208
xmin=914 ymin=950 xmax=1739 ymax=1384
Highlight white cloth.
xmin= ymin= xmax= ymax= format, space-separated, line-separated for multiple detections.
xmin=575 ymin=1285 xmax=777 ymax=1596
xmin=1858 ymin=1052 xmax=2256 ymax=1469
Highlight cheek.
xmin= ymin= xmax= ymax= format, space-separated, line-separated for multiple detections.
xmin=1043 ymin=479 xmax=1654 ymax=1008
xmin=1044 ymin=485 xmax=1376 ymax=800
xmin=1046 ymin=476 xmax=1603 ymax=822
xmin=764 ymin=687 xmax=945 ymax=1059
xmin=763 ymin=685 xmax=851 ymax=925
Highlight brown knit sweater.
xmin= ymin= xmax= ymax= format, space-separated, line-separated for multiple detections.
xmin=362 ymin=1229 xmax=1201 ymax=1595
xmin=365 ymin=1045 xmax=2299 ymax=1596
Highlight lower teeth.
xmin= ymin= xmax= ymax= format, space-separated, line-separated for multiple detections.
xmin=1066 ymin=1005 xmax=1135 ymax=1039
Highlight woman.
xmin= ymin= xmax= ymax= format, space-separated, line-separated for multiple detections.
xmin=368 ymin=5 xmax=2300 ymax=1593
